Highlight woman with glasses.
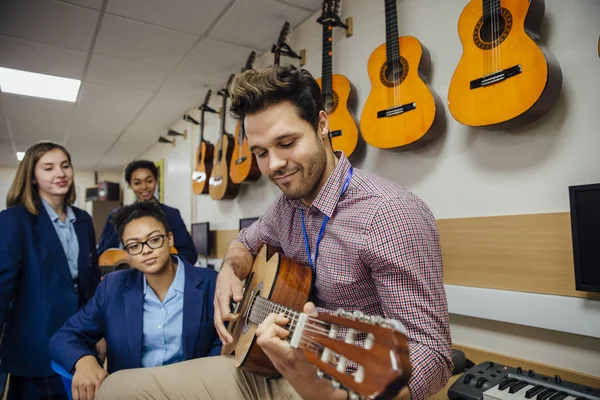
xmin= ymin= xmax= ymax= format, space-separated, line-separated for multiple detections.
xmin=97 ymin=160 xmax=198 ymax=265
xmin=0 ymin=142 xmax=101 ymax=400
xmin=49 ymin=201 xmax=221 ymax=400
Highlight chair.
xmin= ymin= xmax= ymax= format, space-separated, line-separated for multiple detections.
xmin=50 ymin=360 xmax=73 ymax=400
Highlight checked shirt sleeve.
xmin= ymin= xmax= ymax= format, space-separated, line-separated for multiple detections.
xmin=361 ymin=198 xmax=453 ymax=400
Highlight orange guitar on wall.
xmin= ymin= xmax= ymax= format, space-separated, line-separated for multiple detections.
xmin=447 ymin=0 xmax=562 ymax=128
xmin=209 ymin=74 xmax=240 ymax=200
xmin=230 ymin=51 xmax=261 ymax=184
xmin=192 ymin=90 xmax=218 ymax=194
xmin=315 ymin=0 xmax=360 ymax=158
xmin=360 ymin=0 xmax=442 ymax=150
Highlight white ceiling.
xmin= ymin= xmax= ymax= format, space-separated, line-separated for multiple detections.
xmin=0 ymin=0 xmax=321 ymax=170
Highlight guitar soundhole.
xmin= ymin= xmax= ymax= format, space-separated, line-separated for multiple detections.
xmin=379 ymin=57 xmax=409 ymax=88
xmin=473 ymin=8 xmax=513 ymax=50
xmin=323 ymin=91 xmax=339 ymax=114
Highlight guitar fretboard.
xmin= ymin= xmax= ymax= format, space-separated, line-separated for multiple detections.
xmin=482 ymin=0 xmax=501 ymax=17
xmin=248 ymin=295 xmax=303 ymax=336
xmin=321 ymin=17 xmax=334 ymax=108
xmin=384 ymin=0 xmax=400 ymax=62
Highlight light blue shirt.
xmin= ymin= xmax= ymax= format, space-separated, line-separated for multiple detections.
xmin=42 ymin=198 xmax=79 ymax=288
xmin=141 ymin=256 xmax=185 ymax=368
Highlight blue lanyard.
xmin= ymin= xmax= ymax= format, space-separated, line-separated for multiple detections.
xmin=301 ymin=167 xmax=353 ymax=271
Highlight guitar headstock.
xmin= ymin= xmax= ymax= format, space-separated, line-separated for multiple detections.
xmin=278 ymin=21 xmax=291 ymax=45
xmin=322 ymin=0 xmax=342 ymax=19
xmin=297 ymin=309 xmax=411 ymax=399
xmin=243 ymin=51 xmax=256 ymax=71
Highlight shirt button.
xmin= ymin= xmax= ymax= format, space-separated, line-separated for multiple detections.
xmin=157 ymin=324 xmax=162 ymax=329
xmin=161 ymin=308 xmax=165 ymax=311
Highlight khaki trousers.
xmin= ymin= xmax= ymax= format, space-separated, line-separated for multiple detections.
xmin=96 ymin=355 xmax=302 ymax=400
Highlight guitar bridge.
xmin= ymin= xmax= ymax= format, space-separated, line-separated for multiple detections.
xmin=377 ymin=102 xmax=416 ymax=118
xmin=329 ymin=130 xmax=342 ymax=138
xmin=235 ymin=156 xmax=247 ymax=165
xmin=192 ymin=171 xmax=206 ymax=183
xmin=470 ymin=64 xmax=522 ymax=89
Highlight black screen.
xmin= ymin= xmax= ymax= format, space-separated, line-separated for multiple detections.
xmin=239 ymin=217 xmax=259 ymax=230
xmin=191 ymin=222 xmax=210 ymax=257
xmin=569 ymin=183 xmax=600 ymax=292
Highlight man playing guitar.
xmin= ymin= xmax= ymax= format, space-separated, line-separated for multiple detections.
xmin=96 ymin=65 xmax=452 ymax=400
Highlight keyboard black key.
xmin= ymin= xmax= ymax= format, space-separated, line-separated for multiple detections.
xmin=499 ymin=379 xmax=518 ymax=390
xmin=525 ymin=386 xmax=546 ymax=399
xmin=509 ymin=381 xmax=529 ymax=394
xmin=537 ymin=389 xmax=557 ymax=400
xmin=549 ymin=392 xmax=568 ymax=400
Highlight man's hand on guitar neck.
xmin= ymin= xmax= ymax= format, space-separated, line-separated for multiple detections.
xmin=256 ymin=302 xmax=347 ymax=400
xmin=214 ymin=241 xmax=254 ymax=344
xmin=256 ymin=302 xmax=413 ymax=400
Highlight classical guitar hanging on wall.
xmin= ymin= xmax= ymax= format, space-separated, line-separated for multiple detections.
xmin=192 ymin=89 xmax=218 ymax=195
xmin=229 ymin=51 xmax=262 ymax=184
xmin=360 ymin=0 xmax=442 ymax=150
xmin=447 ymin=0 xmax=562 ymax=129
xmin=209 ymin=74 xmax=240 ymax=200
xmin=315 ymin=0 xmax=360 ymax=158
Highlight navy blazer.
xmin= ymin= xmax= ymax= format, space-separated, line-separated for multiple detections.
xmin=97 ymin=203 xmax=198 ymax=265
xmin=49 ymin=257 xmax=221 ymax=374
xmin=0 ymin=204 xmax=100 ymax=377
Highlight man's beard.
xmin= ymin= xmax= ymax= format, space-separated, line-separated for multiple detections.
xmin=270 ymin=142 xmax=327 ymax=200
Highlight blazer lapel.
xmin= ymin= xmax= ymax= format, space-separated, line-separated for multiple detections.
xmin=124 ymin=273 xmax=144 ymax=368
xmin=182 ymin=263 xmax=204 ymax=359
xmin=74 ymin=217 xmax=90 ymax=288
xmin=34 ymin=205 xmax=73 ymax=289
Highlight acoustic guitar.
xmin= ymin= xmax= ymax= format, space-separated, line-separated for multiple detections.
xmin=192 ymin=90 xmax=218 ymax=194
xmin=98 ymin=246 xmax=178 ymax=277
xmin=360 ymin=0 xmax=442 ymax=150
xmin=223 ymin=245 xmax=412 ymax=399
xmin=315 ymin=0 xmax=360 ymax=158
xmin=209 ymin=74 xmax=240 ymax=200
xmin=229 ymin=51 xmax=262 ymax=184
xmin=447 ymin=0 xmax=562 ymax=128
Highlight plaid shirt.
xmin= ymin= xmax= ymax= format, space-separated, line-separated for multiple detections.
xmin=238 ymin=152 xmax=453 ymax=399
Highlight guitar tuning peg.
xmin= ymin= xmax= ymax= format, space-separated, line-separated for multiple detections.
xmin=331 ymin=379 xmax=341 ymax=390
xmin=316 ymin=369 xmax=324 ymax=379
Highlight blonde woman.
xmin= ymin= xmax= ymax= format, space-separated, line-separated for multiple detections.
xmin=0 ymin=142 xmax=101 ymax=399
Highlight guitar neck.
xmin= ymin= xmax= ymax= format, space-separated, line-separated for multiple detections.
xmin=384 ymin=0 xmax=400 ymax=62
xmin=248 ymin=295 xmax=309 ymax=342
xmin=322 ymin=19 xmax=333 ymax=104
xmin=482 ymin=0 xmax=501 ymax=17
xmin=199 ymin=109 xmax=206 ymax=143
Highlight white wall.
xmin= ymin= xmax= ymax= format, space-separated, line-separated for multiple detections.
xmin=0 ymin=167 xmax=16 ymax=211
xmin=135 ymin=0 xmax=600 ymax=377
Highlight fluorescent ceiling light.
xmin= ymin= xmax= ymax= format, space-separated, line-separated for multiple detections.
xmin=0 ymin=67 xmax=81 ymax=102
xmin=16 ymin=151 xmax=25 ymax=161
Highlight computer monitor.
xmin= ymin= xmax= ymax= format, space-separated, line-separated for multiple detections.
xmin=191 ymin=222 xmax=211 ymax=257
xmin=239 ymin=217 xmax=259 ymax=230
xmin=569 ymin=183 xmax=600 ymax=292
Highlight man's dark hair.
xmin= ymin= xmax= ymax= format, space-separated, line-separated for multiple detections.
xmin=229 ymin=64 xmax=324 ymax=133
xmin=124 ymin=160 xmax=159 ymax=184
xmin=110 ymin=201 xmax=170 ymax=242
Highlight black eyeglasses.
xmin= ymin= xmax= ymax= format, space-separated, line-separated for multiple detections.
xmin=123 ymin=234 xmax=167 ymax=255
